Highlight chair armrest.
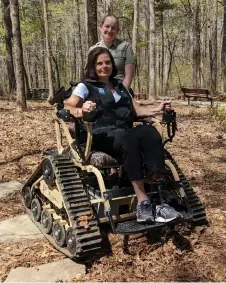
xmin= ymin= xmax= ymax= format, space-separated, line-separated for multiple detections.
xmin=53 ymin=109 xmax=93 ymax=162
xmin=83 ymin=122 xmax=93 ymax=161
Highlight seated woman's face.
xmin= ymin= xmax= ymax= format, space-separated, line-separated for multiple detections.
xmin=95 ymin=53 xmax=113 ymax=81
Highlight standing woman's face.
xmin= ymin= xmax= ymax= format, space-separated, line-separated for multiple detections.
xmin=95 ymin=53 xmax=113 ymax=80
xmin=98 ymin=16 xmax=119 ymax=44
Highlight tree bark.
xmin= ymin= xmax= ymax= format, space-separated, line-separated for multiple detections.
xmin=160 ymin=5 xmax=164 ymax=96
xmin=10 ymin=0 xmax=26 ymax=111
xmin=192 ymin=0 xmax=201 ymax=88
xmin=104 ymin=0 xmax=113 ymax=13
xmin=132 ymin=0 xmax=139 ymax=92
xmin=23 ymin=63 xmax=29 ymax=97
xmin=209 ymin=0 xmax=218 ymax=95
xmin=43 ymin=0 xmax=54 ymax=103
xmin=74 ymin=0 xmax=84 ymax=78
xmin=2 ymin=0 xmax=16 ymax=94
xmin=221 ymin=0 xmax=226 ymax=92
xmin=85 ymin=0 xmax=98 ymax=48
xmin=148 ymin=0 xmax=156 ymax=98
xmin=132 ymin=0 xmax=138 ymax=54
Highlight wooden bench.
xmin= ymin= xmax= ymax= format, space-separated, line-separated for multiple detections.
xmin=134 ymin=92 xmax=148 ymax=100
xmin=181 ymin=87 xmax=215 ymax=107
xmin=27 ymin=88 xmax=49 ymax=100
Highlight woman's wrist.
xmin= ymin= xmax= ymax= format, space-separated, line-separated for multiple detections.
xmin=72 ymin=108 xmax=83 ymax=118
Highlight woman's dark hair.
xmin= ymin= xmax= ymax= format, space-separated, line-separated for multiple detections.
xmin=101 ymin=13 xmax=119 ymax=31
xmin=84 ymin=47 xmax=118 ymax=80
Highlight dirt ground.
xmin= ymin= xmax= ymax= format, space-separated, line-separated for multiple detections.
xmin=0 ymin=100 xmax=226 ymax=282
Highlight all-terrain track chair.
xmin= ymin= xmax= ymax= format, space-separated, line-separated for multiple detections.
xmin=21 ymin=84 xmax=207 ymax=258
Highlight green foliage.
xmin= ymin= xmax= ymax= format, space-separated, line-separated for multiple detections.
xmin=0 ymin=8 xmax=5 ymax=56
xmin=48 ymin=0 xmax=74 ymax=37
xmin=20 ymin=1 xmax=44 ymax=44
xmin=211 ymin=106 xmax=226 ymax=124
xmin=111 ymin=0 xmax=133 ymax=40
xmin=0 ymin=26 xmax=4 ymax=38
xmin=155 ymin=0 xmax=174 ymax=12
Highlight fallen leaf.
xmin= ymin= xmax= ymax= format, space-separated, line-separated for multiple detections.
xmin=75 ymin=273 xmax=83 ymax=280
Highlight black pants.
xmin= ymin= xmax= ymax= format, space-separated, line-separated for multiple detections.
xmin=92 ymin=125 xmax=165 ymax=181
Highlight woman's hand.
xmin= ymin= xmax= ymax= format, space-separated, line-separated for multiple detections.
xmin=132 ymin=98 xmax=172 ymax=118
xmin=156 ymin=100 xmax=171 ymax=113
xmin=82 ymin=101 xmax=96 ymax=113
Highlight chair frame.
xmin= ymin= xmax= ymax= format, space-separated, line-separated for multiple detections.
xmin=53 ymin=111 xmax=181 ymax=224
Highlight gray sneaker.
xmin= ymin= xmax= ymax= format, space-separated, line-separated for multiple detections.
xmin=136 ymin=200 xmax=155 ymax=224
xmin=155 ymin=203 xmax=183 ymax=223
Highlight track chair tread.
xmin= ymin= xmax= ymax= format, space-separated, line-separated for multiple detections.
xmin=22 ymin=154 xmax=102 ymax=258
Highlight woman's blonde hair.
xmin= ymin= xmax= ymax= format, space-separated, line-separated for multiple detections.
xmin=101 ymin=14 xmax=119 ymax=30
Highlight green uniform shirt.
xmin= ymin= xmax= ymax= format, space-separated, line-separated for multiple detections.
xmin=88 ymin=38 xmax=136 ymax=81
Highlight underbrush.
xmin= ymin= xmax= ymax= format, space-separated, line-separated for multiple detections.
xmin=210 ymin=106 xmax=226 ymax=124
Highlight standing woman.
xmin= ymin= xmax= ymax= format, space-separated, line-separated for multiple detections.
xmin=88 ymin=14 xmax=136 ymax=89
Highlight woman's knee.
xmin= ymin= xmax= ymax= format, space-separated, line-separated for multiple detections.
xmin=135 ymin=124 xmax=162 ymax=142
xmin=148 ymin=125 xmax=162 ymax=142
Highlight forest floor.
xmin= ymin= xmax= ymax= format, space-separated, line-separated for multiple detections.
xmin=0 ymin=100 xmax=226 ymax=282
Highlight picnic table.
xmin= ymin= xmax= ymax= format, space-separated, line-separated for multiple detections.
xmin=27 ymin=88 xmax=49 ymax=100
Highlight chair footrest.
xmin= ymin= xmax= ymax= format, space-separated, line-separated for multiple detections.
xmin=115 ymin=211 xmax=193 ymax=235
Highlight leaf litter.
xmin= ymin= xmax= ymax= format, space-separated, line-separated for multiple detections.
xmin=0 ymin=101 xmax=226 ymax=281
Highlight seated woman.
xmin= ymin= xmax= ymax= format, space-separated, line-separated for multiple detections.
xmin=64 ymin=46 xmax=182 ymax=224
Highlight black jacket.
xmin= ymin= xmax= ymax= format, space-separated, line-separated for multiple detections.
xmin=81 ymin=78 xmax=136 ymax=133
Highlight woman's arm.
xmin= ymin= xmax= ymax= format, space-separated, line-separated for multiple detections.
xmin=64 ymin=95 xmax=84 ymax=118
xmin=132 ymin=99 xmax=171 ymax=118
xmin=123 ymin=43 xmax=136 ymax=89
xmin=64 ymin=94 xmax=96 ymax=118
xmin=123 ymin=64 xmax=135 ymax=89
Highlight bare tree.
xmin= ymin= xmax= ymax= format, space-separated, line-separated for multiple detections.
xmin=132 ymin=0 xmax=138 ymax=54
xmin=10 ymin=0 xmax=26 ymax=111
xmin=132 ymin=0 xmax=140 ymax=92
xmin=105 ymin=0 xmax=113 ymax=13
xmin=209 ymin=0 xmax=218 ymax=95
xmin=2 ymin=0 xmax=16 ymax=94
xmin=74 ymin=0 xmax=84 ymax=78
xmin=192 ymin=0 xmax=201 ymax=88
xmin=85 ymin=0 xmax=98 ymax=47
xmin=148 ymin=0 xmax=156 ymax=98
xmin=159 ymin=1 xmax=164 ymax=95
xmin=221 ymin=0 xmax=226 ymax=92
xmin=43 ymin=0 xmax=54 ymax=103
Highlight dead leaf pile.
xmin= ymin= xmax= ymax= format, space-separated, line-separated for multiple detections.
xmin=1 ymin=101 xmax=226 ymax=281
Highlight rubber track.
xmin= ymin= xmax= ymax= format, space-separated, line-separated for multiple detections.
xmin=23 ymin=154 xmax=102 ymax=258
xmin=164 ymin=149 xmax=207 ymax=225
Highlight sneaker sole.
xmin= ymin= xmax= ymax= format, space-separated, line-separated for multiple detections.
xmin=155 ymin=215 xmax=182 ymax=223
xmin=137 ymin=218 xmax=155 ymax=224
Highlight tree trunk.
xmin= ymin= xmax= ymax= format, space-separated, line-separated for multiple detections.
xmin=200 ymin=1 xmax=207 ymax=87
xmin=132 ymin=0 xmax=139 ymax=92
xmin=23 ymin=63 xmax=29 ymax=98
xmin=144 ymin=0 xmax=149 ymax=94
xmin=52 ymin=55 xmax=60 ymax=89
xmin=85 ymin=0 xmax=98 ymax=48
xmin=10 ymin=0 xmax=26 ymax=111
xmin=74 ymin=0 xmax=84 ymax=78
xmin=160 ymin=6 xmax=164 ymax=96
xmin=104 ymin=0 xmax=113 ymax=13
xmin=43 ymin=0 xmax=54 ymax=103
xmin=2 ymin=0 xmax=16 ymax=94
xmin=148 ymin=0 xmax=156 ymax=98
xmin=209 ymin=0 xmax=218 ymax=95
xmin=192 ymin=0 xmax=201 ymax=88
xmin=221 ymin=0 xmax=226 ymax=92
xmin=132 ymin=0 xmax=138 ymax=55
